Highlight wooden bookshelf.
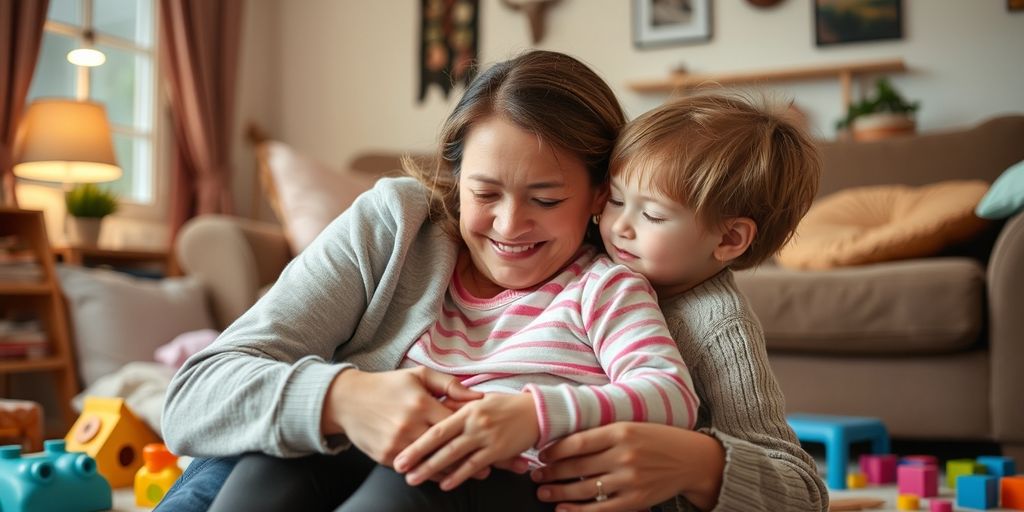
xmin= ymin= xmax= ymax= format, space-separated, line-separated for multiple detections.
xmin=627 ymin=58 xmax=908 ymax=108
xmin=0 ymin=208 xmax=79 ymax=435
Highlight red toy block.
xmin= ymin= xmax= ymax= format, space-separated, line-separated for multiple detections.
xmin=1003 ymin=476 xmax=1024 ymax=510
xmin=929 ymin=499 xmax=952 ymax=512
xmin=861 ymin=454 xmax=899 ymax=484
xmin=898 ymin=463 xmax=938 ymax=498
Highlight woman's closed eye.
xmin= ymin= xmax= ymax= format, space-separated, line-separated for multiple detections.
xmin=534 ymin=198 xmax=565 ymax=208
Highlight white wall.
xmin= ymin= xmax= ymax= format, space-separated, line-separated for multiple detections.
xmin=232 ymin=0 xmax=1024 ymax=208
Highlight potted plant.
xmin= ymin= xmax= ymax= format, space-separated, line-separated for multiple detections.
xmin=836 ymin=77 xmax=920 ymax=142
xmin=64 ymin=183 xmax=118 ymax=246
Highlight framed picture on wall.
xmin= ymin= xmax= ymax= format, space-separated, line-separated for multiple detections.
xmin=633 ymin=0 xmax=712 ymax=48
xmin=1010 ymin=0 xmax=1024 ymax=11
xmin=814 ymin=0 xmax=902 ymax=46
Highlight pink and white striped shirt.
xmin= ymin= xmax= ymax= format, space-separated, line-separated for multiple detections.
xmin=400 ymin=247 xmax=698 ymax=450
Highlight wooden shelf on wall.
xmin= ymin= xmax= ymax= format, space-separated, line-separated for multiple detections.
xmin=627 ymin=58 xmax=907 ymax=108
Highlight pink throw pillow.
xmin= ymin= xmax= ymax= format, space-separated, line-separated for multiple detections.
xmin=260 ymin=141 xmax=382 ymax=253
xmin=154 ymin=329 xmax=220 ymax=369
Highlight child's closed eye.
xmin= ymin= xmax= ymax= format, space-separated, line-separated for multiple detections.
xmin=607 ymin=198 xmax=624 ymax=207
xmin=643 ymin=212 xmax=667 ymax=223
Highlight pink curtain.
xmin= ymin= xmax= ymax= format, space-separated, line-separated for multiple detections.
xmin=160 ymin=0 xmax=243 ymax=239
xmin=0 ymin=0 xmax=49 ymax=207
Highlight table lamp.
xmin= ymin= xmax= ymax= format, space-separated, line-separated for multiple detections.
xmin=13 ymin=99 xmax=122 ymax=185
xmin=13 ymin=99 xmax=122 ymax=245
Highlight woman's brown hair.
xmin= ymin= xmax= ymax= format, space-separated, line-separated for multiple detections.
xmin=405 ymin=50 xmax=626 ymax=240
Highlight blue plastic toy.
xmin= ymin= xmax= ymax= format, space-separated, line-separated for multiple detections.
xmin=786 ymin=413 xmax=890 ymax=490
xmin=0 ymin=439 xmax=112 ymax=512
xmin=957 ymin=474 xmax=999 ymax=509
xmin=976 ymin=455 xmax=1016 ymax=477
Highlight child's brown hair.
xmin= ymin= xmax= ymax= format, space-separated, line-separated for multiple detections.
xmin=611 ymin=94 xmax=821 ymax=269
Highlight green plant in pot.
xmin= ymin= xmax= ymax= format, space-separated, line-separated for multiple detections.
xmin=837 ymin=77 xmax=920 ymax=142
xmin=65 ymin=183 xmax=118 ymax=246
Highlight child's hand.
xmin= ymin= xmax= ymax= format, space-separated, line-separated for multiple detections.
xmin=394 ymin=392 xmax=539 ymax=490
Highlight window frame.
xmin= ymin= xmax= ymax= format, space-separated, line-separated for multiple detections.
xmin=35 ymin=0 xmax=167 ymax=222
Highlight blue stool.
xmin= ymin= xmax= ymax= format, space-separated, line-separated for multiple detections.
xmin=787 ymin=413 xmax=890 ymax=490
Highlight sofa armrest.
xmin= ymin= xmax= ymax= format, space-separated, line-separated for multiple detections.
xmin=175 ymin=215 xmax=292 ymax=330
xmin=989 ymin=213 xmax=1024 ymax=442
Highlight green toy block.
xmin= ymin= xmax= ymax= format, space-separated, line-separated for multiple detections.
xmin=947 ymin=458 xmax=986 ymax=489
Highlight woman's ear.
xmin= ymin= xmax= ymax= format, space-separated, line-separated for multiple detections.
xmin=713 ymin=217 xmax=757 ymax=263
xmin=591 ymin=183 xmax=610 ymax=215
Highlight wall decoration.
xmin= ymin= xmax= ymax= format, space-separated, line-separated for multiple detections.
xmin=1010 ymin=0 xmax=1024 ymax=11
xmin=500 ymin=0 xmax=562 ymax=44
xmin=815 ymin=0 xmax=902 ymax=46
xmin=419 ymin=0 xmax=479 ymax=102
xmin=633 ymin=0 xmax=712 ymax=48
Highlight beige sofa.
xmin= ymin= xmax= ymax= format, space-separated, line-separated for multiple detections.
xmin=176 ymin=116 xmax=1024 ymax=458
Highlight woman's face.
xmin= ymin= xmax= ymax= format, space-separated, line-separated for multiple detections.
xmin=458 ymin=116 xmax=605 ymax=296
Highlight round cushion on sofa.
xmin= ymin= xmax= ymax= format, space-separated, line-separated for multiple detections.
xmin=777 ymin=180 xmax=991 ymax=270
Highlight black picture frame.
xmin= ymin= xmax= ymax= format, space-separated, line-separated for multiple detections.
xmin=814 ymin=0 xmax=903 ymax=47
xmin=633 ymin=0 xmax=712 ymax=48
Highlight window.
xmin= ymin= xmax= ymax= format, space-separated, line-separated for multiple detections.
xmin=27 ymin=0 xmax=159 ymax=210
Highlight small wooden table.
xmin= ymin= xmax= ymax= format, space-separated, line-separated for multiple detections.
xmin=52 ymin=245 xmax=177 ymax=276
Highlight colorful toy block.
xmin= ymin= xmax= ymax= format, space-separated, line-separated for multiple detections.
xmin=957 ymin=474 xmax=999 ymax=509
xmin=135 ymin=443 xmax=182 ymax=507
xmin=787 ymin=414 xmax=889 ymax=489
xmin=847 ymin=471 xmax=867 ymax=488
xmin=0 ymin=439 xmax=112 ymax=512
xmin=928 ymin=499 xmax=952 ymax=512
xmin=946 ymin=458 xmax=985 ymax=489
xmin=1002 ymin=475 xmax=1024 ymax=510
xmin=976 ymin=455 xmax=1016 ymax=477
xmin=901 ymin=455 xmax=938 ymax=467
xmin=896 ymin=493 xmax=919 ymax=510
xmin=64 ymin=396 xmax=160 ymax=488
xmin=861 ymin=454 xmax=898 ymax=484
xmin=897 ymin=463 xmax=938 ymax=498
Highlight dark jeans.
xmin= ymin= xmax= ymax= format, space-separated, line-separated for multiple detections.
xmin=156 ymin=450 xmax=553 ymax=512
xmin=154 ymin=456 xmax=240 ymax=512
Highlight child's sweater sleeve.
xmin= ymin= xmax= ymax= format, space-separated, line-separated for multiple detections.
xmin=523 ymin=266 xmax=699 ymax=447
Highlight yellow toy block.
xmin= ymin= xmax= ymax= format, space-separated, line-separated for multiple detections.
xmin=896 ymin=493 xmax=919 ymax=510
xmin=65 ymin=396 xmax=160 ymax=488
xmin=135 ymin=443 xmax=182 ymax=507
xmin=847 ymin=471 xmax=868 ymax=489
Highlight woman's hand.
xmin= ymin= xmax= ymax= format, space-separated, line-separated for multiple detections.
xmin=321 ymin=367 xmax=483 ymax=466
xmin=530 ymin=423 xmax=725 ymax=512
xmin=394 ymin=392 xmax=539 ymax=490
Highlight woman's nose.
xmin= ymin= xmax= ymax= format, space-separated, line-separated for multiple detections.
xmin=494 ymin=201 xmax=531 ymax=239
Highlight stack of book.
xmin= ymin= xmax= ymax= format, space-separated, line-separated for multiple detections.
xmin=0 ymin=235 xmax=42 ymax=282
xmin=0 ymin=315 xmax=47 ymax=359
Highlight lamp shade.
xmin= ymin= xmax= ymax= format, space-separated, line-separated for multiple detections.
xmin=13 ymin=99 xmax=122 ymax=184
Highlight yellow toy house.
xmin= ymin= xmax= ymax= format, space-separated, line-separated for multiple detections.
xmin=65 ymin=397 xmax=161 ymax=488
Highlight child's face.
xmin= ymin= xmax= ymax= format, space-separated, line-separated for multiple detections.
xmin=599 ymin=174 xmax=724 ymax=295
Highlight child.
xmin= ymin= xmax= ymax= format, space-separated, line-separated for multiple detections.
xmin=564 ymin=93 xmax=826 ymax=510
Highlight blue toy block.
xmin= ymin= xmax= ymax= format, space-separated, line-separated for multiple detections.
xmin=787 ymin=413 xmax=890 ymax=490
xmin=976 ymin=455 xmax=1016 ymax=477
xmin=0 ymin=439 xmax=112 ymax=512
xmin=957 ymin=474 xmax=999 ymax=509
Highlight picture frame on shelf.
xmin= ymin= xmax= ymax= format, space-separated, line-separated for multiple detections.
xmin=633 ymin=0 xmax=712 ymax=48
xmin=814 ymin=0 xmax=902 ymax=47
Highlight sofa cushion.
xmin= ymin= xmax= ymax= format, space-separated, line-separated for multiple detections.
xmin=734 ymin=258 xmax=984 ymax=355
xmin=257 ymin=140 xmax=382 ymax=254
xmin=777 ymin=180 xmax=990 ymax=270
xmin=976 ymin=159 xmax=1024 ymax=220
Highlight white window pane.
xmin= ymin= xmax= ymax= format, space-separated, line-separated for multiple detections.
xmin=89 ymin=45 xmax=152 ymax=131
xmin=27 ymin=31 xmax=78 ymax=102
xmin=48 ymin=0 xmax=81 ymax=26
xmin=106 ymin=133 xmax=152 ymax=204
xmin=94 ymin=0 xmax=153 ymax=48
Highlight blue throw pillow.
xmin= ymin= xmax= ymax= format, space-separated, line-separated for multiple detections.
xmin=976 ymin=160 xmax=1024 ymax=219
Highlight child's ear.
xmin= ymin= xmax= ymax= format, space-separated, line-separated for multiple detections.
xmin=713 ymin=217 xmax=757 ymax=263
